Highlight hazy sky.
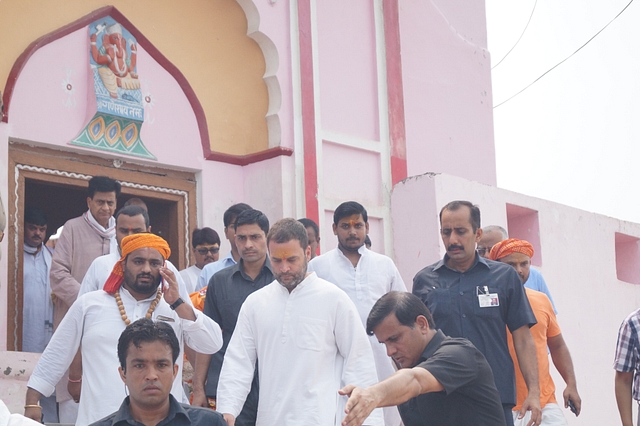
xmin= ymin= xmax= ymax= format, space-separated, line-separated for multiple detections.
xmin=485 ymin=0 xmax=640 ymax=223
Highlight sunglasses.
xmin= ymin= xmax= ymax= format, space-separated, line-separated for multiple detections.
xmin=196 ymin=247 xmax=220 ymax=255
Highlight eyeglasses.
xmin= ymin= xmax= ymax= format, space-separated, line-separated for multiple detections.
xmin=196 ymin=247 xmax=220 ymax=255
xmin=477 ymin=245 xmax=491 ymax=256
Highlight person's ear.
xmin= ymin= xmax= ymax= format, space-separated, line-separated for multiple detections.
xmin=118 ymin=366 xmax=126 ymax=384
xmin=332 ymin=223 xmax=338 ymax=236
xmin=172 ymin=364 xmax=179 ymax=380
xmin=415 ymin=315 xmax=430 ymax=333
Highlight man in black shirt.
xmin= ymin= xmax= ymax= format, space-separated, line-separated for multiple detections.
xmin=340 ymin=292 xmax=506 ymax=426
xmin=90 ymin=318 xmax=225 ymax=426
xmin=192 ymin=209 xmax=272 ymax=425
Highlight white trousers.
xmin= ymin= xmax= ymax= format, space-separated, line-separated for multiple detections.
xmin=513 ymin=403 xmax=568 ymax=426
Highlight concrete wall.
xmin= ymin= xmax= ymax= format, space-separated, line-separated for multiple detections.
xmin=392 ymin=172 xmax=640 ymax=425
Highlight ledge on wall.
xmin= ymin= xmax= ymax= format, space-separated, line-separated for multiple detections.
xmin=506 ymin=203 xmax=542 ymax=267
xmin=615 ymin=232 xmax=640 ymax=285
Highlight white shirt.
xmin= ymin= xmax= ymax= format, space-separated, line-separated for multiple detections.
xmin=308 ymin=246 xmax=407 ymax=426
xmin=22 ymin=244 xmax=53 ymax=353
xmin=78 ymin=252 xmax=192 ymax=303
xmin=217 ymin=273 xmax=383 ymax=426
xmin=195 ymin=252 xmax=236 ymax=291
xmin=179 ymin=265 xmax=202 ymax=294
xmin=27 ymin=288 xmax=223 ymax=425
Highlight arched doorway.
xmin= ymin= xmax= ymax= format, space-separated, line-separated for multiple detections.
xmin=7 ymin=141 xmax=196 ymax=351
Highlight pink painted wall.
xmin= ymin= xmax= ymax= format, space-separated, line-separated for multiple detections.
xmin=316 ymin=0 xmax=380 ymax=141
xmin=398 ymin=0 xmax=497 ymax=186
xmin=392 ymin=172 xmax=640 ymax=425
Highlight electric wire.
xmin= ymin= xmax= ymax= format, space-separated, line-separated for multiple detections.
xmin=491 ymin=0 xmax=538 ymax=70
xmin=494 ymin=0 xmax=635 ymax=109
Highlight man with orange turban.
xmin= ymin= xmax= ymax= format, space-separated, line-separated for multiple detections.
xmin=490 ymin=239 xmax=581 ymax=425
xmin=24 ymin=233 xmax=223 ymax=425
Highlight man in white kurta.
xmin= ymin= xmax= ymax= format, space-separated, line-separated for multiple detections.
xmin=25 ymin=234 xmax=223 ymax=425
xmin=217 ymin=218 xmax=383 ymax=426
xmin=308 ymin=201 xmax=406 ymax=425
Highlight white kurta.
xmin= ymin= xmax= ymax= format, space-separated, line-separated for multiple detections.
xmin=27 ymin=288 xmax=223 ymax=425
xmin=179 ymin=264 xmax=201 ymax=294
xmin=22 ymin=244 xmax=53 ymax=353
xmin=78 ymin=253 xmax=192 ymax=303
xmin=308 ymin=246 xmax=407 ymax=426
xmin=217 ymin=272 xmax=383 ymax=426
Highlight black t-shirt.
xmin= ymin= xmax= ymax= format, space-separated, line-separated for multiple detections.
xmin=398 ymin=331 xmax=506 ymax=426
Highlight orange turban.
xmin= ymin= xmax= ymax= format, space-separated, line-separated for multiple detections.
xmin=103 ymin=233 xmax=171 ymax=294
xmin=488 ymin=238 xmax=534 ymax=261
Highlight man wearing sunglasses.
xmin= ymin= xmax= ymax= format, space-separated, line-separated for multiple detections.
xmin=180 ymin=227 xmax=221 ymax=293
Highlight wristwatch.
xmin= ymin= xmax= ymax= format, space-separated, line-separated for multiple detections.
xmin=169 ymin=298 xmax=184 ymax=310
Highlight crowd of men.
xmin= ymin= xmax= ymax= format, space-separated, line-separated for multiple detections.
xmin=29 ymin=174 xmax=640 ymax=425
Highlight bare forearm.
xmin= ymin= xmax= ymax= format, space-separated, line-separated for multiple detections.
xmin=193 ymin=353 xmax=213 ymax=391
xmin=548 ymin=335 xmax=577 ymax=387
xmin=512 ymin=327 xmax=539 ymax=395
xmin=615 ymin=371 xmax=634 ymax=426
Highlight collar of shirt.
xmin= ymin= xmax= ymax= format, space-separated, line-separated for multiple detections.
xmin=336 ymin=243 xmax=367 ymax=263
xmin=231 ymin=257 xmax=273 ymax=282
xmin=418 ymin=329 xmax=447 ymax=363
xmin=110 ymin=395 xmax=189 ymax=425
xmin=433 ymin=252 xmax=490 ymax=273
xmin=273 ymin=271 xmax=317 ymax=295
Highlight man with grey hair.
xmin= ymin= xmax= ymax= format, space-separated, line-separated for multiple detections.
xmin=478 ymin=225 xmax=556 ymax=312
xmin=217 ymin=218 xmax=382 ymax=425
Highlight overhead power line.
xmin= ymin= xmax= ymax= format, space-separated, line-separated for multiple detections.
xmin=494 ymin=0 xmax=635 ymax=109
xmin=491 ymin=0 xmax=538 ymax=70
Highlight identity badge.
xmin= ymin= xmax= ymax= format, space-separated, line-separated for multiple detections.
xmin=477 ymin=286 xmax=499 ymax=307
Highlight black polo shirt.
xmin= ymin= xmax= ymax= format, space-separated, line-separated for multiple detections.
xmin=412 ymin=254 xmax=536 ymax=405
xmin=90 ymin=395 xmax=226 ymax=425
xmin=203 ymin=257 xmax=273 ymax=425
xmin=398 ymin=330 xmax=506 ymax=426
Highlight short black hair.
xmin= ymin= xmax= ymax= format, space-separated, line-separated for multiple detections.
xmin=88 ymin=176 xmax=121 ymax=198
xmin=123 ymin=197 xmax=148 ymax=212
xmin=24 ymin=207 xmax=47 ymax=226
xmin=234 ymin=209 xmax=269 ymax=235
xmin=439 ymin=200 xmax=481 ymax=232
xmin=366 ymin=292 xmax=435 ymax=335
xmin=223 ymin=203 xmax=252 ymax=228
xmin=333 ymin=201 xmax=368 ymax=226
xmin=192 ymin=227 xmax=221 ymax=248
xmin=115 ymin=205 xmax=149 ymax=228
xmin=298 ymin=218 xmax=319 ymax=239
xmin=117 ymin=318 xmax=180 ymax=371
xmin=268 ymin=218 xmax=309 ymax=250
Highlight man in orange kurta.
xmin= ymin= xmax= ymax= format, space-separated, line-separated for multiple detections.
xmin=490 ymin=239 xmax=581 ymax=426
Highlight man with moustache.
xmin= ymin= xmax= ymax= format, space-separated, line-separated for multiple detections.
xmin=309 ymin=201 xmax=406 ymax=425
xmin=217 ymin=218 xmax=382 ymax=426
xmin=49 ymin=176 xmax=121 ymax=422
xmin=22 ymin=207 xmax=56 ymax=422
xmin=192 ymin=209 xmax=272 ymax=425
xmin=24 ymin=233 xmax=222 ymax=425
xmin=477 ymin=225 xmax=556 ymax=312
xmin=489 ymin=239 xmax=581 ymax=425
xmin=412 ymin=201 xmax=541 ymax=426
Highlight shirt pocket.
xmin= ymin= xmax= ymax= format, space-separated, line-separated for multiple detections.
xmin=296 ymin=316 xmax=328 ymax=352
xmin=472 ymin=286 xmax=502 ymax=320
